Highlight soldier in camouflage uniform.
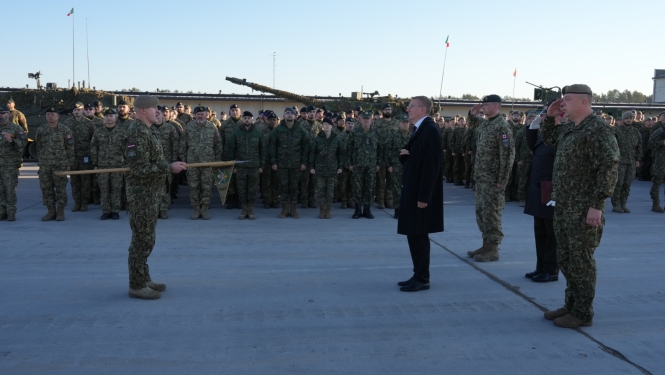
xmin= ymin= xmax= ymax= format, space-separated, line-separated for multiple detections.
xmin=335 ymin=117 xmax=354 ymax=209
xmin=85 ymin=103 xmax=105 ymax=205
xmin=611 ymin=112 xmax=642 ymax=213
xmin=466 ymin=95 xmax=515 ymax=262
xmin=35 ymin=107 xmax=75 ymax=221
xmin=7 ymin=98 xmax=28 ymax=133
xmin=442 ymin=118 xmax=454 ymax=183
xmin=649 ymin=117 xmax=665 ymax=213
xmin=221 ymin=104 xmax=242 ymax=209
xmin=0 ymin=106 xmax=28 ymax=221
xmin=124 ymin=95 xmax=186 ymax=300
xmin=299 ymin=105 xmax=322 ymax=208
xmin=180 ymin=106 xmax=222 ymax=220
xmin=505 ymin=110 xmax=523 ymax=201
xmin=638 ymin=116 xmax=653 ymax=181
xmin=385 ymin=114 xmax=411 ymax=219
xmin=514 ymin=112 xmax=537 ymax=206
xmin=153 ymin=106 xmax=179 ymax=219
xmin=164 ymin=107 xmax=184 ymax=199
xmin=349 ymin=110 xmax=381 ymax=219
xmin=373 ymin=103 xmax=398 ymax=209
xmin=449 ymin=117 xmax=466 ymax=185
xmin=115 ymin=100 xmax=134 ymax=131
xmin=309 ymin=117 xmax=344 ymax=219
xmin=230 ymin=111 xmax=266 ymax=220
xmin=540 ymin=85 xmax=619 ymax=328
xmin=91 ymin=109 xmax=126 ymax=220
xmin=462 ymin=116 xmax=477 ymax=189
xmin=258 ymin=111 xmax=280 ymax=208
xmin=208 ymin=109 xmax=222 ymax=129
xmin=268 ymin=107 xmax=309 ymax=218
xmin=63 ymin=102 xmax=95 ymax=212
xmin=93 ymin=100 xmax=104 ymax=118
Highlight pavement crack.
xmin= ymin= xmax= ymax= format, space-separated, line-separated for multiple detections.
xmin=430 ymin=238 xmax=654 ymax=375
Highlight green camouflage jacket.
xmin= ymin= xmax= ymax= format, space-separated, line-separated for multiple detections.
xmin=268 ymin=120 xmax=310 ymax=168
xmin=9 ymin=109 xmax=27 ymax=133
xmin=450 ymin=126 xmax=466 ymax=154
xmin=349 ymin=127 xmax=380 ymax=168
xmin=35 ymin=123 xmax=75 ymax=167
xmin=153 ymin=121 xmax=179 ymax=162
xmin=85 ymin=115 xmax=105 ymax=131
xmin=116 ymin=116 xmax=134 ymax=131
xmin=221 ymin=117 xmax=242 ymax=160
xmin=541 ymin=114 xmax=619 ymax=210
xmin=514 ymin=125 xmax=532 ymax=164
xmin=463 ymin=124 xmax=477 ymax=153
xmin=180 ymin=121 xmax=222 ymax=163
xmin=308 ymin=131 xmax=344 ymax=176
xmin=91 ymin=125 xmax=126 ymax=168
xmin=63 ymin=116 xmax=95 ymax=159
xmin=229 ymin=123 xmax=266 ymax=168
xmin=384 ymin=129 xmax=410 ymax=173
xmin=0 ymin=122 xmax=28 ymax=167
xmin=469 ymin=114 xmax=515 ymax=185
xmin=124 ymin=120 xmax=171 ymax=189
xmin=613 ymin=124 xmax=642 ymax=165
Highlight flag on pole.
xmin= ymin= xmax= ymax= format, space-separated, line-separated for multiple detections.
xmin=67 ymin=8 xmax=74 ymax=16
xmin=445 ymin=36 xmax=450 ymax=48
xmin=513 ymin=68 xmax=517 ymax=77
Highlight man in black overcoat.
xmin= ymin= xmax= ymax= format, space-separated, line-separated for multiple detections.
xmin=396 ymin=96 xmax=444 ymax=292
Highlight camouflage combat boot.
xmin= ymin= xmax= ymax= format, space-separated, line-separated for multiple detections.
xmin=543 ymin=308 xmax=567 ymax=321
xmin=612 ymin=204 xmax=624 ymax=213
xmin=290 ymin=202 xmax=300 ymax=218
xmin=80 ymin=203 xmax=89 ymax=212
xmin=146 ymin=280 xmax=166 ymax=292
xmin=652 ymin=202 xmax=664 ymax=213
xmin=190 ymin=206 xmax=200 ymax=220
xmin=247 ymin=205 xmax=256 ymax=220
xmin=553 ymin=314 xmax=593 ymax=328
xmin=200 ymin=205 xmax=210 ymax=220
xmin=72 ymin=202 xmax=81 ymax=212
xmin=42 ymin=205 xmax=56 ymax=221
xmin=324 ymin=204 xmax=332 ymax=219
xmin=318 ymin=206 xmax=325 ymax=219
xmin=278 ymin=202 xmax=289 ymax=218
xmin=340 ymin=200 xmax=347 ymax=209
xmin=474 ymin=242 xmax=499 ymax=262
xmin=238 ymin=204 xmax=248 ymax=220
xmin=56 ymin=204 xmax=66 ymax=221
xmin=7 ymin=212 xmax=16 ymax=222
xmin=128 ymin=287 xmax=161 ymax=300
xmin=467 ymin=239 xmax=487 ymax=258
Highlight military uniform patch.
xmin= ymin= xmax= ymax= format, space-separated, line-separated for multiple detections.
xmin=126 ymin=143 xmax=137 ymax=159
xmin=501 ymin=133 xmax=510 ymax=148
xmin=66 ymin=134 xmax=74 ymax=146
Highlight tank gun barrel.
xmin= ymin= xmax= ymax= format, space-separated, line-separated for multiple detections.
xmin=225 ymin=77 xmax=323 ymax=107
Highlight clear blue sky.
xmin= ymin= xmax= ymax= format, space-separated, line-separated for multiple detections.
xmin=5 ymin=0 xmax=663 ymax=100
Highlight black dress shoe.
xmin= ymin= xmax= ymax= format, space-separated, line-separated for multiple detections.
xmin=525 ymin=270 xmax=540 ymax=279
xmin=111 ymin=212 xmax=120 ymax=220
xmin=100 ymin=213 xmax=110 ymax=220
xmin=531 ymin=273 xmax=558 ymax=282
xmin=397 ymin=276 xmax=414 ymax=287
xmin=400 ymin=280 xmax=430 ymax=292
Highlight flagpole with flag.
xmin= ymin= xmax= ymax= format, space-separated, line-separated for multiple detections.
xmin=512 ymin=68 xmax=517 ymax=110
xmin=438 ymin=35 xmax=450 ymax=106
xmin=68 ymin=8 xmax=75 ymax=87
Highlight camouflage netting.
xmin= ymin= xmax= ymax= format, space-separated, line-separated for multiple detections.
xmin=225 ymin=77 xmax=440 ymax=116
xmin=1 ymin=88 xmax=134 ymax=115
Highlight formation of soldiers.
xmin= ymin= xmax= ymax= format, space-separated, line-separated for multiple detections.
xmin=1 ymin=94 xmax=664 ymax=223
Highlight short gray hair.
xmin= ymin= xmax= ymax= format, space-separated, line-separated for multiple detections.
xmin=412 ymin=96 xmax=432 ymax=114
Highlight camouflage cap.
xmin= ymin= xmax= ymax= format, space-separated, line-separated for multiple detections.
xmin=562 ymin=84 xmax=592 ymax=96
xmin=243 ymin=111 xmax=253 ymax=117
xmin=382 ymin=103 xmax=392 ymax=109
xmin=84 ymin=103 xmax=94 ymax=110
xmin=621 ymin=111 xmax=634 ymax=120
xmin=118 ymin=99 xmax=129 ymax=106
xmin=192 ymin=105 xmax=208 ymax=113
xmin=0 ymin=105 xmax=8 ymax=112
xmin=45 ymin=107 xmax=58 ymax=113
xmin=481 ymin=95 xmax=501 ymax=103
xmin=103 ymin=108 xmax=118 ymax=115
xmin=73 ymin=102 xmax=84 ymax=109
xmin=134 ymin=95 xmax=159 ymax=109
xmin=360 ymin=110 xmax=373 ymax=119
xmin=345 ymin=117 xmax=355 ymax=123
xmin=398 ymin=114 xmax=409 ymax=122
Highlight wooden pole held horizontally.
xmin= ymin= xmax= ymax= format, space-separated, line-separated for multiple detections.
xmin=54 ymin=161 xmax=244 ymax=176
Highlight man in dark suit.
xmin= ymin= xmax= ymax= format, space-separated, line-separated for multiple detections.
xmin=396 ymin=96 xmax=444 ymax=292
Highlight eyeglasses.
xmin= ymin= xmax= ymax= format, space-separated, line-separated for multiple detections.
xmin=406 ymin=104 xmax=422 ymax=109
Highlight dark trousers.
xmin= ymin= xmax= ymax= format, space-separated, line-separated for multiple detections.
xmin=407 ymin=234 xmax=430 ymax=283
xmin=534 ymin=216 xmax=558 ymax=275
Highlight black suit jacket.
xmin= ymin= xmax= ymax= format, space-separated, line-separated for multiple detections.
xmin=524 ymin=127 xmax=555 ymax=219
xmin=397 ymin=117 xmax=444 ymax=235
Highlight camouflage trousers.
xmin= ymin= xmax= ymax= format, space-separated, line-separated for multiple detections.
xmin=374 ymin=164 xmax=393 ymax=205
xmin=335 ymin=168 xmax=352 ymax=204
xmin=554 ymin=206 xmax=603 ymax=322
xmin=452 ymin=153 xmax=464 ymax=183
xmin=506 ymin=162 xmax=518 ymax=200
xmin=443 ymin=151 xmax=453 ymax=179
xmin=612 ymin=163 xmax=635 ymax=207
xmin=187 ymin=167 xmax=213 ymax=206
xmin=316 ymin=175 xmax=336 ymax=205
xmin=38 ymin=164 xmax=68 ymax=207
xmin=127 ymin=187 xmax=160 ymax=290
xmin=261 ymin=163 xmax=279 ymax=204
xmin=352 ymin=166 xmax=376 ymax=205
xmin=650 ymin=152 xmax=665 ymax=203
xmin=474 ymin=182 xmax=505 ymax=244
xmin=278 ymin=168 xmax=301 ymax=202
xmin=71 ymin=159 xmax=93 ymax=205
xmin=299 ymin=169 xmax=316 ymax=204
xmin=517 ymin=162 xmax=531 ymax=202
xmin=236 ymin=167 xmax=260 ymax=205
xmin=0 ymin=167 xmax=19 ymax=214
xmin=463 ymin=153 xmax=474 ymax=183
xmin=98 ymin=171 xmax=123 ymax=214
xmin=159 ymin=173 xmax=172 ymax=211
xmin=639 ymin=151 xmax=652 ymax=180
xmin=391 ymin=168 xmax=403 ymax=209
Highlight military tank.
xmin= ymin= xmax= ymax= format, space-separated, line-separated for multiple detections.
xmin=1 ymin=87 xmax=133 ymax=159
xmin=225 ymin=77 xmax=440 ymax=115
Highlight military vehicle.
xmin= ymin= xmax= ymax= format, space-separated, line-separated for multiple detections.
xmin=1 ymin=87 xmax=133 ymax=160
xmin=225 ymin=77 xmax=441 ymax=115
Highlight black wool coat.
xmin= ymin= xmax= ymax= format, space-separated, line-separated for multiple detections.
xmin=397 ymin=117 xmax=444 ymax=235
xmin=524 ymin=127 xmax=555 ymax=219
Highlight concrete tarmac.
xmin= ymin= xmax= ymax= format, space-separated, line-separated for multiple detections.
xmin=1 ymin=163 xmax=662 ymax=374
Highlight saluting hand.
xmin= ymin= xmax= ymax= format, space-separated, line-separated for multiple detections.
xmin=547 ymin=99 xmax=564 ymax=119
xmin=470 ymin=104 xmax=482 ymax=116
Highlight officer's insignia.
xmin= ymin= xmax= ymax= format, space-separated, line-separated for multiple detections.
xmin=501 ymin=134 xmax=510 ymax=148
xmin=126 ymin=143 xmax=137 ymax=159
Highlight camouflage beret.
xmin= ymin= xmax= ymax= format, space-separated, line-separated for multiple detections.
xmin=45 ymin=107 xmax=58 ymax=113
xmin=360 ymin=110 xmax=373 ymax=119
xmin=0 ymin=105 xmax=8 ymax=112
xmin=133 ymin=95 xmax=159 ymax=109
xmin=482 ymin=95 xmax=501 ymax=103
xmin=242 ymin=111 xmax=253 ymax=117
xmin=73 ymin=102 xmax=84 ymax=109
xmin=192 ymin=106 xmax=208 ymax=113
xmin=621 ymin=111 xmax=634 ymax=120
xmin=562 ymin=84 xmax=592 ymax=96
xmin=103 ymin=108 xmax=118 ymax=115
